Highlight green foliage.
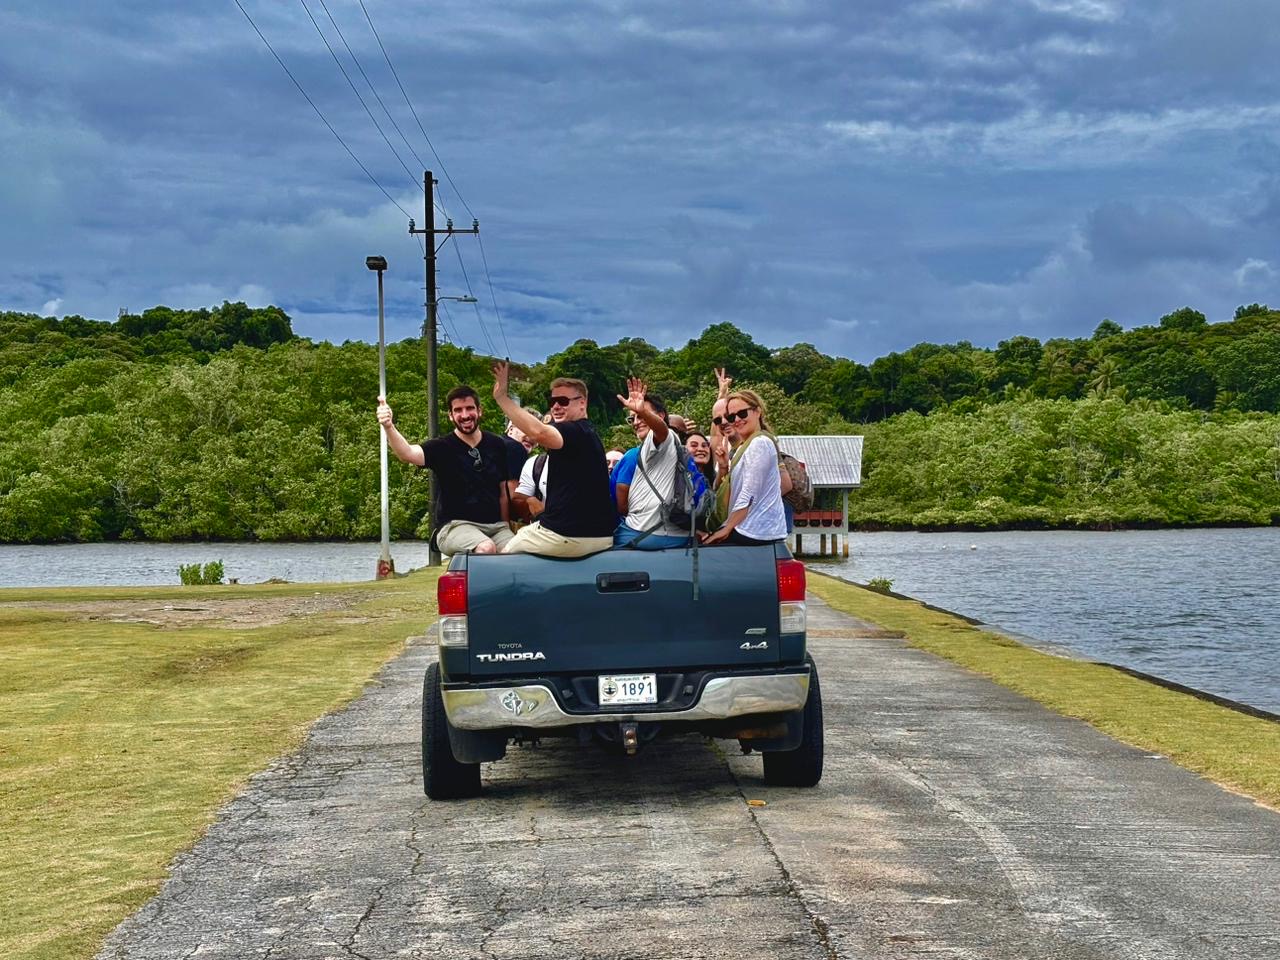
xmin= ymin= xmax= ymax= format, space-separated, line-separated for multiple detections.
xmin=178 ymin=560 xmax=224 ymax=585
xmin=1159 ymin=306 xmax=1208 ymax=332
xmin=852 ymin=398 xmax=1280 ymax=529
xmin=3 ymin=299 xmax=1280 ymax=542
xmin=867 ymin=577 xmax=894 ymax=593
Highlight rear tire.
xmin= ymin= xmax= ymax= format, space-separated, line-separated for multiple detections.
xmin=763 ymin=655 xmax=824 ymax=787
xmin=422 ymin=661 xmax=482 ymax=799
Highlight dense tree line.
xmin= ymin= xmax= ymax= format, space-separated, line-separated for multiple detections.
xmin=1 ymin=301 xmax=1277 ymax=542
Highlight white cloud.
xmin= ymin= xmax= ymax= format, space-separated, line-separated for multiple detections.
xmin=1234 ymin=258 xmax=1275 ymax=286
xmin=824 ymin=104 xmax=1280 ymax=168
xmin=40 ymin=297 xmax=63 ymax=316
xmin=1028 ymin=0 xmax=1119 ymax=23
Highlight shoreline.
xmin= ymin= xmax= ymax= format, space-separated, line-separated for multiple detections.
xmin=3 ymin=519 xmax=1280 ymax=546
xmin=805 ymin=571 xmax=1280 ymax=808
xmin=844 ymin=577 xmax=1280 ymax=725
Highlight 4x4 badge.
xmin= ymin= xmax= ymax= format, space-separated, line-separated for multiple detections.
xmin=740 ymin=640 xmax=769 ymax=650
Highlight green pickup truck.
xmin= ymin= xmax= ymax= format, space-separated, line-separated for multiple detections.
xmin=422 ymin=542 xmax=823 ymax=798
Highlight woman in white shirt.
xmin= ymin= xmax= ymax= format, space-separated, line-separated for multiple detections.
xmin=701 ymin=389 xmax=787 ymax=545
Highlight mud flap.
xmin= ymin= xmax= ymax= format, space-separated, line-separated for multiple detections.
xmin=447 ymin=725 xmax=509 ymax=763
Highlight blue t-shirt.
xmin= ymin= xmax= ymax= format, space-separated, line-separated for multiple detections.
xmin=610 ymin=446 xmax=640 ymax=506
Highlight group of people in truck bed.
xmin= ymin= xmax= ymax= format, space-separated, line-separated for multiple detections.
xmin=374 ymin=364 xmax=788 ymax=559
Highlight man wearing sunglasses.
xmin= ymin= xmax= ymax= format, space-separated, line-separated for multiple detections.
xmin=491 ymin=362 xmax=615 ymax=558
xmin=376 ymin=385 xmax=516 ymax=555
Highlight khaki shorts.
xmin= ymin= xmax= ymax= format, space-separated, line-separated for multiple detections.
xmin=500 ymin=521 xmax=613 ymax=558
xmin=436 ymin=520 xmax=515 ymax=555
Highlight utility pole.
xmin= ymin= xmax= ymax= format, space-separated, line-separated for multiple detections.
xmin=408 ymin=170 xmax=479 ymax=565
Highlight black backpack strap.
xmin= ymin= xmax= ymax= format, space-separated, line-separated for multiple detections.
xmin=531 ymin=452 xmax=548 ymax=499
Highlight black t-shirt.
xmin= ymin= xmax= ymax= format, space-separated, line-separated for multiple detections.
xmin=502 ymin=436 xmax=529 ymax=484
xmin=540 ymin=418 xmax=616 ymax=538
xmin=419 ymin=431 xmax=512 ymax=526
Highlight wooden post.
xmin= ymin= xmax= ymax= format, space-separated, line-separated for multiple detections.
xmin=842 ymin=489 xmax=850 ymax=557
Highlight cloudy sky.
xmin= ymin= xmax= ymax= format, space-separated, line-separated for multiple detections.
xmin=3 ymin=1 xmax=1278 ymax=363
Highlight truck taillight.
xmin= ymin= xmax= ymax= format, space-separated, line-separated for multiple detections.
xmin=776 ymin=559 xmax=806 ymax=603
xmin=438 ymin=571 xmax=468 ymax=615
xmin=777 ymin=558 xmax=807 ymax=635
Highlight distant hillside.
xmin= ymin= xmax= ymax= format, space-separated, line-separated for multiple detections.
xmin=1 ymin=302 xmax=1277 ymax=541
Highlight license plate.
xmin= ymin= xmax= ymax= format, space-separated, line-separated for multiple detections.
xmin=598 ymin=673 xmax=657 ymax=706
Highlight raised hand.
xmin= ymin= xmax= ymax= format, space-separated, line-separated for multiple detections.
xmin=714 ymin=366 xmax=733 ymax=399
xmin=491 ymin=361 xmax=510 ymax=400
xmin=615 ymin=377 xmax=648 ymax=415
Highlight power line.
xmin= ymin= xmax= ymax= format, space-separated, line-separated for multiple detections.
xmin=297 ymin=0 xmax=422 ymax=195
xmin=232 ymin=0 xmax=414 ymax=220
xmin=355 ymin=2 xmax=510 ymax=357
xmin=356 ymin=0 xmax=474 ymax=220
xmin=476 ymin=233 xmax=511 ymax=357
xmin=447 ymin=233 xmax=497 ymax=356
xmin=314 ymin=0 xmax=449 ymax=221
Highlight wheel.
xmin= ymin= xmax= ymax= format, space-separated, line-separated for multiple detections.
xmin=422 ymin=661 xmax=482 ymax=799
xmin=763 ymin=655 xmax=824 ymax=787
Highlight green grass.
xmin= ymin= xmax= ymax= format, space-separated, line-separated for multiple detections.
xmin=0 ymin=572 xmax=440 ymax=960
xmin=808 ymin=570 xmax=1280 ymax=809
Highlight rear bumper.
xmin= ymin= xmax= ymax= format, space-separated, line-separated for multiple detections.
xmin=442 ymin=669 xmax=810 ymax=731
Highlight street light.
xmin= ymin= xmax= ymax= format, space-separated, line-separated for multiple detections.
xmin=366 ymin=256 xmax=394 ymax=581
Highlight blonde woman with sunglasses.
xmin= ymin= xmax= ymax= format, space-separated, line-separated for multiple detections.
xmin=700 ymin=389 xmax=787 ymax=546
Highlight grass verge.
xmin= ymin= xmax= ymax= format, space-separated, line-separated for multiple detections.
xmin=0 ymin=571 xmax=440 ymax=960
xmin=807 ymin=570 xmax=1280 ymax=809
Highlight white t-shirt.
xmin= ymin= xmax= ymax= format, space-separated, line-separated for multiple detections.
xmin=516 ymin=453 xmax=550 ymax=501
xmin=623 ymin=431 xmax=684 ymax=536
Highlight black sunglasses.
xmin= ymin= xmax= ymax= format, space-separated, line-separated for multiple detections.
xmin=722 ymin=407 xmax=754 ymax=424
xmin=548 ymin=394 xmax=581 ymax=407
xmin=467 ymin=448 xmax=483 ymax=470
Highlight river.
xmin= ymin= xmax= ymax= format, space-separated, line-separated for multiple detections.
xmin=824 ymin=528 xmax=1280 ymax=715
xmin=1 ymin=530 xmax=1276 ymax=714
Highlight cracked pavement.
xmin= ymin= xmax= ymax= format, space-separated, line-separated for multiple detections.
xmin=97 ymin=597 xmax=1280 ymax=959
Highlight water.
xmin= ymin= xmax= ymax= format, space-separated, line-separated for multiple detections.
xmin=828 ymin=528 xmax=1280 ymax=715
xmin=0 ymin=541 xmax=437 ymax=588
xmin=2 ymin=530 xmax=1277 ymax=714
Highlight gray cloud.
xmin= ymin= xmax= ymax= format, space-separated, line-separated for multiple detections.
xmin=2 ymin=0 xmax=1279 ymax=365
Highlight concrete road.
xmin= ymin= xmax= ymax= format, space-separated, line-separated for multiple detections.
xmin=97 ymin=597 xmax=1280 ymax=960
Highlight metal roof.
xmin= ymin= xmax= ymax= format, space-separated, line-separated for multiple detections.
xmin=777 ymin=435 xmax=863 ymax=489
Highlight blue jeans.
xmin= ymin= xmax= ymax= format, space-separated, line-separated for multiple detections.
xmin=613 ymin=523 xmax=692 ymax=550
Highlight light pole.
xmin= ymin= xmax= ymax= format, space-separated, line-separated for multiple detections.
xmin=423 ymin=293 xmax=478 ymax=566
xmin=366 ymin=255 xmax=394 ymax=581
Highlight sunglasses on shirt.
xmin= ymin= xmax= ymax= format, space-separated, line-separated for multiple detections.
xmin=467 ymin=448 xmax=484 ymax=470
xmin=548 ymin=394 xmax=582 ymax=408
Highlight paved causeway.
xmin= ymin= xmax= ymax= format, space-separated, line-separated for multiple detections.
xmin=98 ymin=597 xmax=1280 ymax=959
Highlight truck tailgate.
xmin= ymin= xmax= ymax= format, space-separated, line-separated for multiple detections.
xmin=464 ymin=546 xmax=781 ymax=675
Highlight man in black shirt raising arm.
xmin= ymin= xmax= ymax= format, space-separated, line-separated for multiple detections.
xmin=377 ymin=385 xmax=515 ymax=555
xmin=491 ymin=361 xmax=615 ymax=558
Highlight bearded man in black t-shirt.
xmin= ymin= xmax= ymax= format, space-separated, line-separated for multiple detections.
xmin=490 ymin=362 xmax=615 ymax=558
xmin=376 ymin=385 xmax=515 ymax=555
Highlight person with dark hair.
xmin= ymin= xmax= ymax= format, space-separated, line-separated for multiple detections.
xmin=612 ymin=381 xmax=692 ymax=549
xmin=685 ymin=431 xmax=716 ymax=488
xmin=376 ymin=384 xmax=516 ymax=555
xmin=491 ymin=364 xmax=616 ymax=557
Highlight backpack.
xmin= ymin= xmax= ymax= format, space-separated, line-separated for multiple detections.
xmin=630 ymin=446 xmax=710 ymax=545
xmin=779 ymin=452 xmax=814 ymax=511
